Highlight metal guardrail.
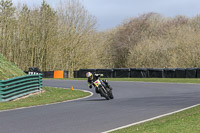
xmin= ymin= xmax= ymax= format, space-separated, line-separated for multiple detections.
xmin=75 ymin=68 xmax=200 ymax=78
xmin=0 ymin=74 xmax=42 ymax=102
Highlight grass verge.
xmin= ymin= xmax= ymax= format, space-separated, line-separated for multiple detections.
xmin=0 ymin=86 xmax=90 ymax=111
xmin=46 ymin=78 xmax=200 ymax=84
xmin=110 ymin=105 xmax=200 ymax=133
xmin=0 ymin=54 xmax=26 ymax=80
xmin=107 ymin=78 xmax=200 ymax=84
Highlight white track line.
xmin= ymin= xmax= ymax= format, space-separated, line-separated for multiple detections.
xmin=0 ymin=89 xmax=93 ymax=113
xmin=102 ymin=104 xmax=200 ymax=133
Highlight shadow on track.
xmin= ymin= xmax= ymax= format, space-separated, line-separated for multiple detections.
xmin=85 ymin=98 xmax=107 ymax=102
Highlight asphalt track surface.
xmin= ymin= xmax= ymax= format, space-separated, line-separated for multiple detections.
xmin=0 ymin=79 xmax=200 ymax=133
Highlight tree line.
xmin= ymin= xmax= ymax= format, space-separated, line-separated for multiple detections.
xmin=110 ymin=13 xmax=200 ymax=68
xmin=1 ymin=0 xmax=200 ymax=77
xmin=0 ymin=0 xmax=98 ymax=77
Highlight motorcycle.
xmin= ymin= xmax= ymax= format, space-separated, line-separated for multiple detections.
xmin=92 ymin=78 xmax=114 ymax=100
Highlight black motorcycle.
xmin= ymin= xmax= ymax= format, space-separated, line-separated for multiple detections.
xmin=92 ymin=78 xmax=114 ymax=100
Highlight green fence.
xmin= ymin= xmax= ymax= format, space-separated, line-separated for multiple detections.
xmin=0 ymin=74 xmax=42 ymax=102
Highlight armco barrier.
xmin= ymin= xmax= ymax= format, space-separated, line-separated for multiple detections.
xmin=186 ymin=68 xmax=197 ymax=78
xmin=175 ymin=68 xmax=186 ymax=78
xmin=0 ymin=74 xmax=42 ymax=102
xmin=96 ymin=69 xmax=113 ymax=78
xmin=130 ymin=68 xmax=148 ymax=78
xmin=113 ymin=68 xmax=130 ymax=78
xmin=74 ymin=68 xmax=200 ymax=78
xmin=197 ymin=68 xmax=200 ymax=78
xmin=148 ymin=68 xmax=164 ymax=78
xmin=42 ymin=71 xmax=54 ymax=78
xmin=163 ymin=68 xmax=176 ymax=78
xmin=40 ymin=71 xmax=68 ymax=78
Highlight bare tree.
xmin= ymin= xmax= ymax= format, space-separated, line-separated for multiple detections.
xmin=56 ymin=0 xmax=96 ymax=77
xmin=0 ymin=0 xmax=15 ymax=59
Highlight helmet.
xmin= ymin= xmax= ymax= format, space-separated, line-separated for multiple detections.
xmin=86 ymin=72 xmax=93 ymax=80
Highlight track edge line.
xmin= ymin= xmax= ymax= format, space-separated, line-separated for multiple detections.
xmin=0 ymin=89 xmax=93 ymax=113
xmin=102 ymin=104 xmax=200 ymax=133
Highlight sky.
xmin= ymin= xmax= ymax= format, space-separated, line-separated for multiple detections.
xmin=12 ymin=0 xmax=200 ymax=31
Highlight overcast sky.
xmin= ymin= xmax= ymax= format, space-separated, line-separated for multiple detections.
xmin=12 ymin=0 xmax=200 ymax=31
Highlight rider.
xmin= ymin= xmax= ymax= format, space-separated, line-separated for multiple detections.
xmin=86 ymin=72 xmax=105 ymax=94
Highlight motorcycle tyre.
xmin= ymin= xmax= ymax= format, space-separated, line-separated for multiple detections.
xmin=108 ymin=89 xmax=114 ymax=99
xmin=99 ymin=86 xmax=110 ymax=100
xmin=108 ymin=86 xmax=114 ymax=99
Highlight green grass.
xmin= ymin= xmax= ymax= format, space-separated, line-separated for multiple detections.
xmin=0 ymin=86 xmax=90 ymax=111
xmin=0 ymin=54 xmax=26 ymax=80
xmin=107 ymin=78 xmax=200 ymax=84
xmin=111 ymin=105 xmax=200 ymax=133
xmin=46 ymin=78 xmax=200 ymax=84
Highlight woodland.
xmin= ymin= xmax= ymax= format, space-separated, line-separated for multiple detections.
xmin=1 ymin=0 xmax=200 ymax=77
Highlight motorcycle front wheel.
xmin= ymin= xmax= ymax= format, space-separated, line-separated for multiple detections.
xmin=99 ymin=86 xmax=110 ymax=100
xmin=108 ymin=87 xmax=114 ymax=99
